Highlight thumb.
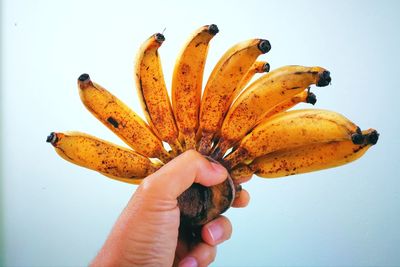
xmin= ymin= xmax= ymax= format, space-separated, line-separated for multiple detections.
xmin=140 ymin=150 xmax=228 ymax=200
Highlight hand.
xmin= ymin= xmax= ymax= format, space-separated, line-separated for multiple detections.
xmin=91 ymin=150 xmax=250 ymax=267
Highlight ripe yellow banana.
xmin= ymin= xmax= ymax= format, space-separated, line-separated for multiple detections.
xmin=212 ymin=89 xmax=316 ymax=159
xmin=197 ymin=38 xmax=271 ymax=154
xmin=77 ymin=74 xmax=171 ymax=162
xmin=211 ymin=60 xmax=270 ymax=149
xmin=234 ymin=60 xmax=270 ymax=99
xmin=256 ymin=89 xmax=317 ymax=125
xmin=230 ymin=129 xmax=379 ymax=180
xmin=216 ymin=65 xmax=331 ymax=157
xmin=135 ymin=33 xmax=183 ymax=155
xmin=223 ymin=109 xmax=363 ymax=169
xmin=46 ymin=131 xmax=162 ymax=184
xmin=171 ymin=24 xmax=219 ymax=150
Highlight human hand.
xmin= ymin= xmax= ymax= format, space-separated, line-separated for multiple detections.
xmin=91 ymin=150 xmax=250 ymax=267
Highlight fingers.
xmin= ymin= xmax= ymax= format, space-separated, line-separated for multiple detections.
xmin=142 ymin=150 xmax=228 ymax=199
xmin=201 ymin=216 xmax=232 ymax=246
xmin=177 ymin=216 xmax=232 ymax=266
xmin=231 ymin=189 xmax=250 ymax=208
xmin=178 ymin=243 xmax=216 ymax=267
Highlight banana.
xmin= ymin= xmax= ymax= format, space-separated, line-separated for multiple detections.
xmin=234 ymin=60 xmax=270 ymax=100
xmin=77 ymin=74 xmax=171 ymax=162
xmin=171 ymin=24 xmax=219 ymax=150
xmin=216 ymin=65 xmax=331 ymax=157
xmin=230 ymin=129 xmax=379 ymax=180
xmin=197 ymin=38 xmax=271 ymax=154
xmin=223 ymin=109 xmax=363 ymax=169
xmin=46 ymin=131 xmax=162 ymax=184
xmin=210 ymin=60 xmax=270 ymax=151
xmin=212 ymin=89 xmax=316 ymax=159
xmin=256 ymin=89 xmax=317 ymax=125
xmin=135 ymin=33 xmax=183 ymax=155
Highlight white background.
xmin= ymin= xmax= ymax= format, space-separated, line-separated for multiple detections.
xmin=1 ymin=0 xmax=400 ymax=266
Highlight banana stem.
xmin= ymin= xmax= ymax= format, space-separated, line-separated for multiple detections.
xmin=197 ymin=132 xmax=214 ymax=155
xmin=210 ymin=138 xmax=232 ymax=160
xmin=183 ymin=132 xmax=197 ymax=151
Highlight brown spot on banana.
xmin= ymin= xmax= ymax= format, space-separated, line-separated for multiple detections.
xmin=107 ymin=117 xmax=119 ymax=128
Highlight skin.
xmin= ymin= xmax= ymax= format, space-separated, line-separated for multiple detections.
xmin=91 ymin=150 xmax=250 ymax=267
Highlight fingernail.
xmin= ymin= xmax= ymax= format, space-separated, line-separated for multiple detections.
xmin=179 ymin=256 xmax=198 ymax=267
xmin=210 ymin=162 xmax=226 ymax=174
xmin=207 ymin=221 xmax=224 ymax=242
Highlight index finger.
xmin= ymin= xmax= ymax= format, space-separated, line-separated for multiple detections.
xmin=141 ymin=150 xmax=228 ymax=200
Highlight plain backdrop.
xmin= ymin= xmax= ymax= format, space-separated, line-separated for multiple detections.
xmin=1 ymin=0 xmax=400 ymax=266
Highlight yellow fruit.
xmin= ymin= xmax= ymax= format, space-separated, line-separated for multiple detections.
xmin=223 ymin=109 xmax=362 ymax=169
xmin=172 ymin=24 xmax=219 ymax=150
xmin=135 ymin=33 xmax=183 ymax=155
xmin=197 ymin=38 xmax=271 ymax=154
xmin=46 ymin=131 xmax=162 ymax=184
xmin=231 ymin=129 xmax=379 ymax=180
xmin=77 ymin=74 xmax=171 ymax=162
xmin=212 ymin=89 xmax=317 ymax=159
xmin=217 ymin=66 xmax=331 ymax=157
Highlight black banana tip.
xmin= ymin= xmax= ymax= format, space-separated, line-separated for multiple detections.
xmin=317 ymin=70 xmax=331 ymax=87
xmin=258 ymin=39 xmax=271 ymax=54
xmin=46 ymin=132 xmax=58 ymax=145
xmin=263 ymin=62 xmax=271 ymax=73
xmin=306 ymin=92 xmax=317 ymax=105
xmin=155 ymin=33 xmax=165 ymax=43
xmin=78 ymin=73 xmax=90 ymax=82
xmin=208 ymin=24 xmax=219 ymax=35
xmin=351 ymin=132 xmax=365 ymax=145
xmin=366 ymin=130 xmax=379 ymax=145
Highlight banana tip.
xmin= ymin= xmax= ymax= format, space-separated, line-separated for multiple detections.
xmin=208 ymin=24 xmax=219 ymax=35
xmin=46 ymin=132 xmax=58 ymax=146
xmin=316 ymin=70 xmax=331 ymax=87
xmin=155 ymin=33 xmax=165 ymax=43
xmin=78 ymin=73 xmax=90 ymax=82
xmin=258 ymin=39 xmax=271 ymax=54
xmin=263 ymin=62 xmax=271 ymax=73
xmin=78 ymin=73 xmax=92 ymax=89
xmin=306 ymin=92 xmax=317 ymax=105
xmin=366 ymin=130 xmax=379 ymax=145
xmin=351 ymin=132 xmax=364 ymax=145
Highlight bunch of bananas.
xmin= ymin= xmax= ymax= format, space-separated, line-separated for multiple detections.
xmin=47 ymin=24 xmax=378 ymax=227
